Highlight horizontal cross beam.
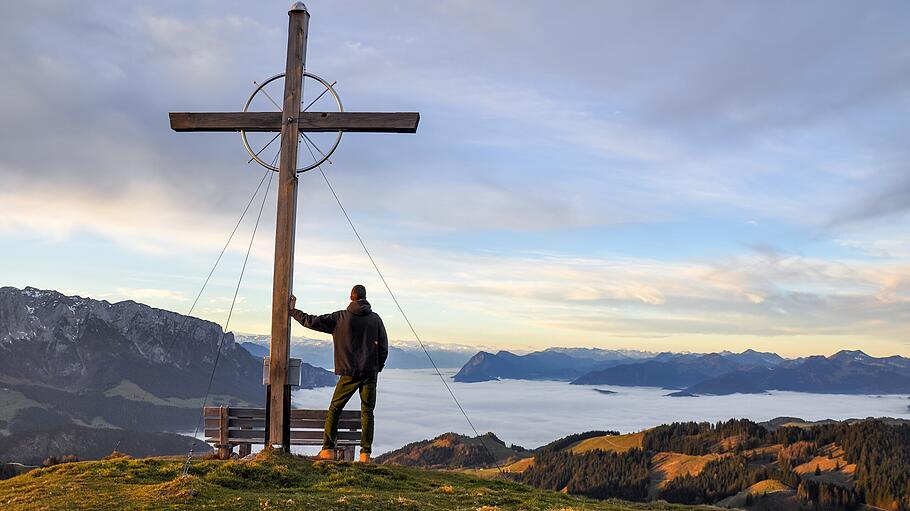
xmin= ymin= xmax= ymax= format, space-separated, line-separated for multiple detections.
xmin=169 ymin=111 xmax=419 ymax=133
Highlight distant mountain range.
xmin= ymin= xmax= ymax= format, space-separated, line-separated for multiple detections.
xmin=452 ymin=347 xmax=655 ymax=383
xmin=236 ymin=335 xmax=474 ymax=371
xmin=572 ymin=350 xmax=784 ymax=388
xmin=454 ymin=346 xmax=910 ymax=395
xmin=677 ymin=350 xmax=910 ymax=395
xmin=575 ymin=349 xmax=910 ymax=395
xmin=0 ymin=286 xmax=336 ymax=463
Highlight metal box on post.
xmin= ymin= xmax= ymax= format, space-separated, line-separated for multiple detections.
xmin=262 ymin=357 xmax=302 ymax=387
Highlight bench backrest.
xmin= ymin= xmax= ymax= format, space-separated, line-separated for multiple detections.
xmin=203 ymin=406 xmax=362 ymax=445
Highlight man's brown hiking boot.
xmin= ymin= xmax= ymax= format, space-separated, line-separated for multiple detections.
xmin=358 ymin=453 xmax=371 ymax=464
xmin=317 ymin=449 xmax=333 ymax=460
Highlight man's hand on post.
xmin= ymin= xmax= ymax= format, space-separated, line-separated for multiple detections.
xmin=289 ymin=294 xmax=296 ymax=311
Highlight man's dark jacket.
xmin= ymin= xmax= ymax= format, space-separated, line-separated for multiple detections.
xmin=291 ymin=299 xmax=389 ymax=377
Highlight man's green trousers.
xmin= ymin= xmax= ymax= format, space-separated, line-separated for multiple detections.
xmin=323 ymin=374 xmax=377 ymax=454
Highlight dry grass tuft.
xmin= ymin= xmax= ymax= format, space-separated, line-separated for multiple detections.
xmin=395 ymin=495 xmax=418 ymax=507
xmin=133 ymin=475 xmax=201 ymax=500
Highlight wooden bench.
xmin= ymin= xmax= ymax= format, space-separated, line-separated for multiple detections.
xmin=203 ymin=406 xmax=362 ymax=461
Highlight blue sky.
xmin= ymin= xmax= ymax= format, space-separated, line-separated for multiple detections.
xmin=1 ymin=1 xmax=908 ymax=357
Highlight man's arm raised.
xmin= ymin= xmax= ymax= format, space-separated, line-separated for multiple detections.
xmin=289 ymin=294 xmax=337 ymax=334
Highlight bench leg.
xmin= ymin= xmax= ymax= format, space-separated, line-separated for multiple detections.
xmin=217 ymin=444 xmax=233 ymax=460
xmin=345 ymin=446 xmax=355 ymax=461
xmin=238 ymin=443 xmax=251 ymax=458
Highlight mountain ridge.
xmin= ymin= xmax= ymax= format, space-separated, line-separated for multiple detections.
xmin=451 ymin=344 xmax=910 ymax=395
xmin=570 ymin=350 xmax=783 ymax=388
xmin=679 ymin=350 xmax=910 ymax=395
xmin=453 ymin=348 xmax=654 ymax=383
xmin=0 ymin=286 xmax=336 ymax=463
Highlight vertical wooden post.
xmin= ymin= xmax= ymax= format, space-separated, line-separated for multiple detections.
xmin=218 ymin=406 xmax=232 ymax=459
xmin=268 ymin=2 xmax=309 ymax=450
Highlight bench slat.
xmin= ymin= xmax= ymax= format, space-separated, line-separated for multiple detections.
xmin=205 ymin=437 xmax=360 ymax=446
xmin=290 ymin=419 xmax=361 ymax=430
xmin=291 ymin=409 xmax=359 ymax=420
xmin=205 ymin=429 xmax=361 ymax=442
xmin=203 ymin=418 xmax=361 ymax=430
xmin=203 ymin=408 xmax=359 ymax=421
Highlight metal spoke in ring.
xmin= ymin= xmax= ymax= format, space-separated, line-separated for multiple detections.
xmin=249 ymin=132 xmax=281 ymax=164
xmin=296 ymin=80 xmax=338 ymax=163
xmin=247 ymin=80 xmax=283 ymax=164
xmin=253 ymin=80 xmax=283 ymax=111
xmin=302 ymin=81 xmax=336 ymax=112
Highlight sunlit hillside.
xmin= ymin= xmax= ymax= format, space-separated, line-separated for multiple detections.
xmin=0 ymin=450 xmax=713 ymax=511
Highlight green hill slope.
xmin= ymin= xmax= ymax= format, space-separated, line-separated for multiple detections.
xmin=0 ymin=450 xmax=710 ymax=511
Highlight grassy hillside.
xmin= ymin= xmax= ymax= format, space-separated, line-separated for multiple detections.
xmin=499 ymin=419 xmax=910 ymax=510
xmin=648 ymin=452 xmax=726 ymax=493
xmin=468 ymin=432 xmax=644 ymax=478
xmin=570 ymin=432 xmax=644 ymax=454
xmin=0 ymin=450 xmax=712 ymax=511
xmin=791 ymin=443 xmax=855 ymax=487
xmin=374 ymin=431 xmax=528 ymax=469
xmin=465 ymin=456 xmax=536 ymax=477
xmin=716 ymin=479 xmax=792 ymax=508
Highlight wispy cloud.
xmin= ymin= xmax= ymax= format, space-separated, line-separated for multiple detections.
xmin=115 ymin=287 xmax=187 ymax=302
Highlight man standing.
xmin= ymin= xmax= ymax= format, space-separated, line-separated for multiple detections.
xmin=289 ymin=285 xmax=388 ymax=463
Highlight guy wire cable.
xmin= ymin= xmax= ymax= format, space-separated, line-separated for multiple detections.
xmin=181 ymin=161 xmax=276 ymax=476
xmin=164 ymin=169 xmax=271 ymax=354
xmin=301 ymin=141 xmax=504 ymax=474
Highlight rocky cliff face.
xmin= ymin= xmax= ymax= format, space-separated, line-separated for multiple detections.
xmin=0 ymin=286 xmax=263 ymax=400
xmin=0 ymin=286 xmax=336 ymax=436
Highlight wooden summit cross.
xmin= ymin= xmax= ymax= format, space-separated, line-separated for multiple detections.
xmin=169 ymin=3 xmax=418 ymax=452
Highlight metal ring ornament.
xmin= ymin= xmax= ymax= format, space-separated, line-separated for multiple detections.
xmin=240 ymin=71 xmax=344 ymax=173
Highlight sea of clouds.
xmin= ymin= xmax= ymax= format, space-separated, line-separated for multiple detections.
xmin=290 ymin=368 xmax=910 ymax=456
